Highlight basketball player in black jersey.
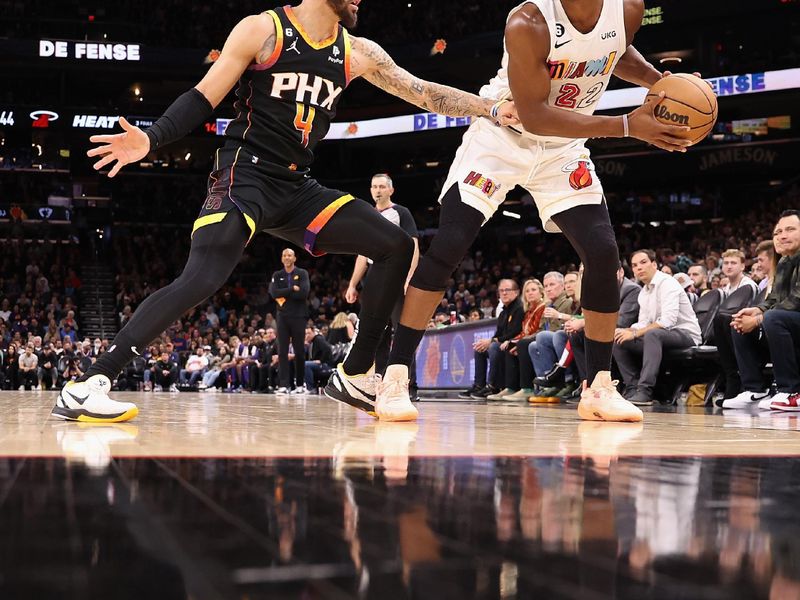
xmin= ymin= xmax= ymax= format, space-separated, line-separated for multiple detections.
xmin=51 ymin=0 xmax=519 ymax=423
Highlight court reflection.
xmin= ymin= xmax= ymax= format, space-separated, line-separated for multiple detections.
xmin=3 ymin=424 xmax=800 ymax=599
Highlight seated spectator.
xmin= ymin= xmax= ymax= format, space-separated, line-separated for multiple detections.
xmin=62 ymin=354 xmax=84 ymax=382
xmin=726 ymin=210 xmax=800 ymax=410
xmin=18 ymin=344 xmax=39 ymax=390
xmin=256 ymin=327 xmax=279 ymax=392
xmin=468 ymin=309 xmax=482 ymax=321
xmin=564 ymin=271 xmax=580 ymax=302
xmin=60 ymin=322 xmax=77 ymax=343
xmin=228 ymin=334 xmax=260 ymax=391
xmin=200 ymin=344 xmax=234 ymax=391
xmin=720 ymin=249 xmax=758 ymax=297
xmin=673 ymin=272 xmax=698 ymax=305
xmin=486 ymin=281 xmax=526 ymax=401
xmin=3 ymin=344 xmax=19 ymax=390
xmin=180 ymin=346 xmax=209 ymax=386
xmin=525 ymin=271 xmax=579 ymax=401
xmin=499 ymin=279 xmax=546 ymax=401
xmin=327 ymin=312 xmax=354 ymax=345
xmin=153 ymin=350 xmax=179 ymax=392
xmin=38 ymin=342 xmax=58 ymax=390
xmin=613 ymin=249 xmax=702 ymax=406
xmin=304 ymin=327 xmax=334 ymax=392
xmin=715 ymin=241 xmax=776 ymax=404
xmin=753 ymin=240 xmax=777 ymax=293
xmin=463 ymin=279 xmax=522 ymax=399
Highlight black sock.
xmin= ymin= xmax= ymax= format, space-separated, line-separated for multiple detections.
xmin=81 ymin=331 xmax=139 ymax=382
xmin=584 ymin=338 xmax=613 ymax=385
xmin=343 ymin=315 xmax=389 ymax=375
xmin=387 ymin=324 xmax=426 ymax=369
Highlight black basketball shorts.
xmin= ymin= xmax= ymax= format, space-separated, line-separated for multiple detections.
xmin=194 ymin=145 xmax=354 ymax=255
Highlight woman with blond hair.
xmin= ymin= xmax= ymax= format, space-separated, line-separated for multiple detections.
xmin=500 ymin=279 xmax=547 ymax=401
xmin=327 ymin=312 xmax=354 ymax=345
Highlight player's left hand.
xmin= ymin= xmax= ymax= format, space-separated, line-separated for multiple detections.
xmin=496 ymin=101 xmax=520 ymax=127
xmin=86 ymin=117 xmax=150 ymax=178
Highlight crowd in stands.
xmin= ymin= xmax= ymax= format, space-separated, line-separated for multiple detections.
xmin=2 ymin=180 xmax=798 ymax=402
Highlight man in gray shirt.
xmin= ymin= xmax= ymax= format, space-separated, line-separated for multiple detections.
xmin=18 ymin=344 xmax=39 ymax=391
xmin=613 ymin=249 xmax=702 ymax=406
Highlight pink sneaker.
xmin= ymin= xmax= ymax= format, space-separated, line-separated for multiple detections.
xmin=577 ymin=371 xmax=643 ymax=423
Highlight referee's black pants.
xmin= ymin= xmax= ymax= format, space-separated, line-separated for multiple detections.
xmin=278 ymin=313 xmax=306 ymax=389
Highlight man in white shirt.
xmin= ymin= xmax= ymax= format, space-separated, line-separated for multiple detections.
xmin=180 ymin=346 xmax=210 ymax=386
xmin=613 ymin=249 xmax=702 ymax=406
xmin=720 ymin=249 xmax=758 ymax=297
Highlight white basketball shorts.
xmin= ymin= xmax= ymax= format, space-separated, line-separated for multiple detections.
xmin=438 ymin=117 xmax=604 ymax=233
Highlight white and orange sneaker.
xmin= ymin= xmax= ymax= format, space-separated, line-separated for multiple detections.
xmin=52 ymin=375 xmax=139 ymax=423
xmin=375 ymin=365 xmax=419 ymax=422
xmin=577 ymin=371 xmax=643 ymax=423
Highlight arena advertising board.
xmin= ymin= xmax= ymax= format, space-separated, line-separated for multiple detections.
xmin=415 ymin=320 xmax=498 ymax=389
xmin=326 ymin=68 xmax=800 ymax=140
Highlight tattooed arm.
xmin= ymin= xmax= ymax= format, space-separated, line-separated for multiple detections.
xmin=350 ymin=35 xmax=518 ymax=123
xmin=196 ymin=13 xmax=275 ymax=107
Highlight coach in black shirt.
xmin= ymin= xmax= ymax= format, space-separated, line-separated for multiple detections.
xmin=269 ymin=248 xmax=310 ymax=393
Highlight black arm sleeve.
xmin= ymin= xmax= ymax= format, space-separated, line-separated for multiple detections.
xmin=145 ymin=88 xmax=214 ymax=151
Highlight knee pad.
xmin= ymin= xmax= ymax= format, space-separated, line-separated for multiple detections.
xmin=412 ymin=185 xmax=484 ymax=291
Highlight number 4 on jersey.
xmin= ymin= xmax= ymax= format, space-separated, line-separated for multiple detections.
xmin=294 ymin=103 xmax=316 ymax=147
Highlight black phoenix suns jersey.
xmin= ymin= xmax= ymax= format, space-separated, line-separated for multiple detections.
xmin=224 ymin=6 xmax=351 ymax=172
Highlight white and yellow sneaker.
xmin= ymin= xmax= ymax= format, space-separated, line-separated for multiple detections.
xmin=577 ymin=371 xmax=643 ymax=423
xmin=52 ymin=375 xmax=139 ymax=423
xmin=325 ymin=363 xmax=380 ymax=416
xmin=376 ymin=365 xmax=419 ymax=422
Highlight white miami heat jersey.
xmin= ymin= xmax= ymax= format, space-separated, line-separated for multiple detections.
xmin=481 ymin=0 xmax=628 ymax=145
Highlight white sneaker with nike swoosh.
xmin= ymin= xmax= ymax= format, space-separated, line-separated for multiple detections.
xmin=52 ymin=375 xmax=139 ymax=423
xmin=324 ymin=363 xmax=379 ymax=416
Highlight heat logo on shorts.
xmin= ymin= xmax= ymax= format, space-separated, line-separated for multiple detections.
xmin=568 ymin=161 xmax=593 ymax=190
xmin=463 ymin=171 xmax=501 ymax=198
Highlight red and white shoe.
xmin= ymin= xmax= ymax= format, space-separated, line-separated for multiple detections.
xmin=770 ymin=392 xmax=800 ymax=412
xmin=577 ymin=371 xmax=643 ymax=423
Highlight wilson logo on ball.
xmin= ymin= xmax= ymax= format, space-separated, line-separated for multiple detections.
xmin=568 ymin=161 xmax=593 ymax=190
xmin=655 ymin=104 xmax=689 ymax=125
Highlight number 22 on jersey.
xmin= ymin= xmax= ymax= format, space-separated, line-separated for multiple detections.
xmin=294 ymin=103 xmax=316 ymax=147
xmin=554 ymin=82 xmax=605 ymax=109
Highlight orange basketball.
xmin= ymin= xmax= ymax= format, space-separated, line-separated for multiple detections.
xmin=645 ymin=74 xmax=718 ymax=145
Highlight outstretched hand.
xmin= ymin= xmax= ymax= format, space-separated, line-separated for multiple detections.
xmin=86 ymin=117 xmax=150 ymax=178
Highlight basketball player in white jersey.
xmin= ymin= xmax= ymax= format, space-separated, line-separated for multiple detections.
xmin=368 ymin=0 xmax=692 ymax=422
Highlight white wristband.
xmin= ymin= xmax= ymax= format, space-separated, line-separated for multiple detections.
xmin=622 ymin=114 xmax=630 ymax=138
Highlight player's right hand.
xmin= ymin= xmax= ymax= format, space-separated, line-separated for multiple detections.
xmin=627 ymin=92 xmax=692 ymax=153
xmin=345 ymin=286 xmax=359 ymax=304
xmin=86 ymin=117 xmax=150 ymax=177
